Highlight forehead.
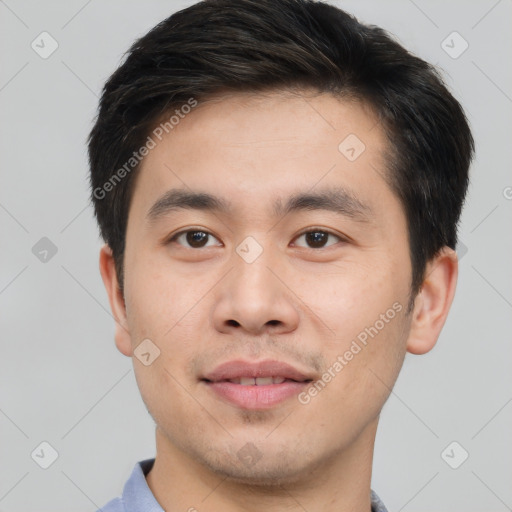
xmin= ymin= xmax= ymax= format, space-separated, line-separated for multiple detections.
xmin=158 ymin=89 xmax=383 ymax=152
xmin=131 ymin=89 xmax=395 ymax=223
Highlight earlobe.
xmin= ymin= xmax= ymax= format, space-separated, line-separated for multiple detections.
xmin=98 ymin=244 xmax=133 ymax=357
xmin=406 ymin=247 xmax=458 ymax=355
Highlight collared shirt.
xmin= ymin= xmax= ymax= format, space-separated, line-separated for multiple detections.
xmin=98 ymin=459 xmax=388 ymax=512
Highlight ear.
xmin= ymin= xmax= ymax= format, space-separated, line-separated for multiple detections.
xmin=99 ymin=244 xmax=133 ymax=357
xmin=406 ymin=246 xmax=458 ymax=355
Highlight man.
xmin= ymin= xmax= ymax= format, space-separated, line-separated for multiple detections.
xmin=89 ymin=0 xmax=474 ymax=510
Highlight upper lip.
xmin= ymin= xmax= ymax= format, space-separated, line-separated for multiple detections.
xmin=201 ymin=359 xmax=315 ymax=383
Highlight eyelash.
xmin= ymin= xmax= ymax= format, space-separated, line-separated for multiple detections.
xmin=166 ymin=228 xmax=346 ymax=250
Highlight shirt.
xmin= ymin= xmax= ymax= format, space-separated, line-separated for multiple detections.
xmin=98 ymin=459 xmax=388 ymax=512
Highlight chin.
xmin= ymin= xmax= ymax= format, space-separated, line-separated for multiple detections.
xmin=206 ymin=460 xmax=307 ymax=487
xmin=198 ymin=443 xmax=319 ymax=487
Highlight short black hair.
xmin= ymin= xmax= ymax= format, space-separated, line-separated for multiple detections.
xmin=88 ymin=0 xmax=474 ymax=305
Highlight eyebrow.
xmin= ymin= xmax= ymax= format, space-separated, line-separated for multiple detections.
xmin=146 ymin=187 xmax=373 ymax=225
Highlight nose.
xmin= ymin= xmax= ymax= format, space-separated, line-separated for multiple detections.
xmin=212 ymin=242 xmax=300 ymax=336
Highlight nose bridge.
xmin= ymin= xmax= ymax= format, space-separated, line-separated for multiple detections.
xmin=231 ymin=233 xmax=279 ymax=304
xmin=212 ymin=233 xmax=299 ymax=334
xmin=235 ymin=233 xmax=272 ymax=274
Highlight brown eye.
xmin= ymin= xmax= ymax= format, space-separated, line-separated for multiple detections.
xmin=170 ymin=230 xmax=221 ymax=248
xmin=293 ymin=230 xmax=341 ymax=249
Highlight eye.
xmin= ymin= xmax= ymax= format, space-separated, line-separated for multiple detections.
xmin=168 ymin=229 xmax=222 ymax=249
xmin=292 ymin=229 xmax=343 ymax=249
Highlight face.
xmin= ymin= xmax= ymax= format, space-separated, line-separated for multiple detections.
xmin=112 ymin=90 xmax=418 ymax=484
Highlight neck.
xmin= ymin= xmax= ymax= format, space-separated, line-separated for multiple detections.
xmin=146 ymin=417 xmax=379 ymax=512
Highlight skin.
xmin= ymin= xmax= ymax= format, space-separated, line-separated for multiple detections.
xmin=100 ymin=89 xmax=458 ymax=512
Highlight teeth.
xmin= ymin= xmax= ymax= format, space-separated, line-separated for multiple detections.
xmin=228 ymin=377 xmax=288 ymax=385
xmin=255 ymin=377 xmax=273 ymax=386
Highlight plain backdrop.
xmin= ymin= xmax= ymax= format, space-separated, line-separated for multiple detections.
xmin=1 ymin=1 xmax=511 ymax=511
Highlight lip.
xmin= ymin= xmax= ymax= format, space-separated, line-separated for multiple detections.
xmin=202 ymin=359 xmax=314 ymax=382
xmin=201 ymin=359 xmax=315 ymax=410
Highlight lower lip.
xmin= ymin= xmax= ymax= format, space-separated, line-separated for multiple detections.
xmin=203 ymin=380 xmax=308 ymax=409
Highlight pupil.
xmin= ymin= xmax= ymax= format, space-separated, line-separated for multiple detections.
xmin=187 ymin=231 xmax=207 ymax=247
xmin=307 ymin=231 xmax=326 ymax=248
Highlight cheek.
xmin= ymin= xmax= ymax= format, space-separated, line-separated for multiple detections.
xmin=308 ymin=307 xmax=409 ymax=436
xmin=295 ymin=257 xmax=410 ymax=399
xmin=133 ymin=356 xmax=207 ymax=443
xmin=125 ymin=250 xmax=200 ymax=340
xmin=126 ymin=265 xmax=206 ymax=417
xmin=292 ymin=255 xmax=407 ymax=342
xmin=124 ymin=255 xmax=205 ymax=406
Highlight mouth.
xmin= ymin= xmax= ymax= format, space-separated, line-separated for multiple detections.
xmin=201 ymin=359 xmax=315 ymax=410
xmin=211 ymin=376 xmax=305 ymax=385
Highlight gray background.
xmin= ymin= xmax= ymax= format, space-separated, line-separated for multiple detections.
xmin=1 ymin=0 xmax=511 ymax=510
